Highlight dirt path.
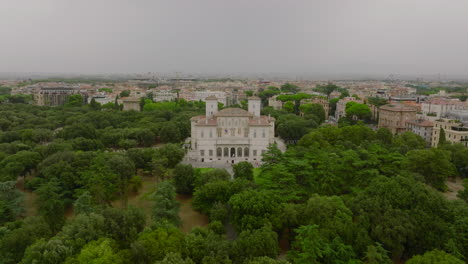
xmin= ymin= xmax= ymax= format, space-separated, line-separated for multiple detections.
xmin=443 ymin=177 xmax=464 ymax=200
xmin=112 ymin=176 xmax=209 ymax=232
xmin=177 ymin=194 xmax=209 ymax=232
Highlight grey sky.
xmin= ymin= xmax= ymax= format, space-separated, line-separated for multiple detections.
xmin=1 ymin=0 xmax=468 ymax=77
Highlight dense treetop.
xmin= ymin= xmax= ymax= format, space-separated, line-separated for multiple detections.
xmin=1 ymin=92 xmax=468 ymax=263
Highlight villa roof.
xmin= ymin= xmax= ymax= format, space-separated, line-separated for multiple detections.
xmin=122 ymin=97 xmax=140 ymax=102
xmin=380 ymin=103 xmax=417 ymax=112
xmin=205 ymin=95 xmax=218 ymax=100
xmin=190 ymin=110 xmax=274 ymax=127
xmin=407 ymin=119 xmax=433 ymax=127
xmin=215 ymin=108 xmax=252 ymax=117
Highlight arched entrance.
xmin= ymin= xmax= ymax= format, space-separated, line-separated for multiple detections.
xmin=237 ymin=147 xmax=243 ymax=157
xmin=223 ymin=147 xmax=229 ymax=157
xmin=217 ymin=147 xmax=222 ymax=157
xmin=230 ymin=148 xmax=236 ymax=157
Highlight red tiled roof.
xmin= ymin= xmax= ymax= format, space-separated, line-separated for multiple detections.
xmin=407 ymin=119 xmax=433 ymax=127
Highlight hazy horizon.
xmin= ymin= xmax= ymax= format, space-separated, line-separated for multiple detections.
xmin=1 ymin=0 xmax=468 ymax=78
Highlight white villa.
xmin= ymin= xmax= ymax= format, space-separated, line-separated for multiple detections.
xmin=186 ymin=96 xmax=285 ymax=164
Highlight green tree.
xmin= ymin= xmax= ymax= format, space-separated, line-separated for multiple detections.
xmin=233 ymin=161 xmax=254 ymax=181
xmin=0 ymin=181 xmax=24 ymax=223
xmin=173 ymin=164 xmax=195 ymax=194
xmin=299 ymin=103 xmax=326 ymax=123
xmin=439 ymin=128 xmax=447 ymax=146
xmin=0 ymin=150 xmax=41 ymax=181
xmin=133 ymin=225 xmax=185 ymax=263
xmin=287 ymin=225 xmax=357 ymax=264
xmin=194 ymin=168 xmax=231 ymax=188
xmin=283 ymin=101 xmax=294 ymax=113
xmin=159 ymin=122 xmax=181 ymax=143
xmin=297 ymin=194 xmax=354 ymax=242
xmin=352 ymin=175 xmax=452 ymax=259
xmin=73 ymin=191 xmax=96 ymax=215
xmin=101 ymin=206 xmax=146 ymax=247
xmin=155 ymin=252 xmax=195 ymax=264
xmin=363 ymin=243 xmax=392 ymax=264
xmin=256 ymin=163 xmax=302 ymax=202
xmin=185 ymin=227 xmax=231 ymax=263
xmin=244 ymin=257 xmax=289 ymax=264
xmin=36 ymin=179 xmax=65 ymax=233
xmin=346 ymin=103 xmax=371 ymax=121
xmin=376 ymin=128 xmax=393 ymax=145
xmin=280 ymin=83 xmax=300 ymax=93
xmin=405 ymin=148 xmax=457 ymax=190
xmin=329 ymin=98 xmax=340 ymax=116
xmin=0 ymin=217 xmax=52 ymax=264
xmin=65 ymin=94 xmax=84 ymax=107
xmin=231 ymin=226 xmax=279 ymax=263
xmin=228 ymin=189 xmax=283 ymax=231
xmin=261 ymin=143 xmax=284 ymax=170
xmin=316 ymin=83 xmax=339 ymax=96
xmin=21 ymin=238 xmax=72 ymax=264
xmin=457 ymin=179 xmax=468 ymax=203
xmin=120 ymin=90 xmax=131 ymax=97
xmin=192 ymin=179 xmax=253 ymax=215
xmin=393 ymin=132 xmax=426 ymax=154
xmin=245 ymin=91 xmax=254 ymax=97
xmin=277 ymin=117 xmax=316 ymax=141
xmin=152 ymin=181 xmax=181 ymax=226
xmin=72 ymin=238 xmax=124 ymax=264
xmin=89 ymin=98 xmax=101 ymax=110
xmin=406 ymin=250 xmax=464 ymax=264
xmin=441 ymin=144 xmax=468 ymax=177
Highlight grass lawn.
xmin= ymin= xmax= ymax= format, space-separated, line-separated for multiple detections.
xmin=196 ymin=168 xmax=215 ymax=174
xmin=253 ymin=168 xmax=264 ymax=184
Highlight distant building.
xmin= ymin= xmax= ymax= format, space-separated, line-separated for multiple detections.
xmin=421 ymin=98 xmax=468 ymax=120
xmin=406 ymin=119 xmax=433 ymax=146
xmin=445 ymin=110 xmax=468 ymax=124
xmin=35 ymin=87 xmax=88 ymax=106
xmin=301 ymin=96 xmax=330 ymax=118
xmin=191 ymin=91 xmax=227 ymax=105
xmin=153 ymin=91 xmax=177 ymax=102
xmin=329 ymin=91 xmax=341 ymax=99
xmin=335 ymin=97 xmax=363 ymax=120
xmin=90 ymin=95 xmax=113 ymax=105
xmin=432 ymin=118 xmax=468 ymax=147
xmin=378 ymin=104 xmax=417 ymax=134
xmin=268 ymin=96 xmax=284 ymax=110
xmin=122 ymin=98 xmax=141 ymax=111
xmin=186 ymin=96 xmax=284 ymax=164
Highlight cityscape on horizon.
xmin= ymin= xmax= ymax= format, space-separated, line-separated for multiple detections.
xmin=1 ymin=1 xmax=468 ymax=264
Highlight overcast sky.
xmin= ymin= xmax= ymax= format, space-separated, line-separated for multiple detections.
xmin=1 ymin=0 xmax=468 ymax=77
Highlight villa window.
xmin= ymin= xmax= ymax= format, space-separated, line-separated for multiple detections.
xmin=209 ymin=150 xmax=213 ymax=156
xmin=237 ymin=147 xmax=243 ymax=157
xmin=200 ymin=150 xmax=205 ymax=156
xmin=253 ymin=150 xmax=257 ymax=156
